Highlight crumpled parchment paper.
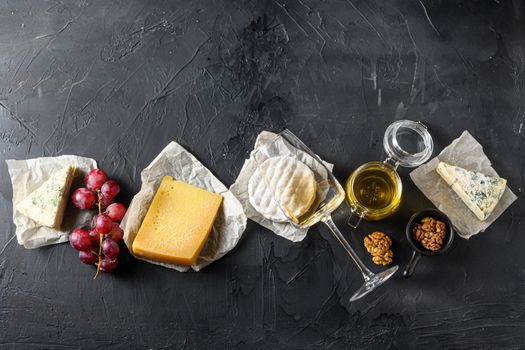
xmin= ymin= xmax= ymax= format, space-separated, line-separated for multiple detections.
xmin=230 ymin=131 xmax=333 ymax=242
xmin=6 ymin=156 xmax=97 ymax=248
xmin=410 ymin=131 xmax=517 ymax=239
xmin=121 ymin=141 xmax=247 ymax=272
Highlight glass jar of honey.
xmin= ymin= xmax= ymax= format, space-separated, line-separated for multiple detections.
xmin=345 ymin=120 xmax=433 ymax=227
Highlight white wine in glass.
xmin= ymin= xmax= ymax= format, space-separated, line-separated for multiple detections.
xmin=251 ymin=129 xmax=398 ymax=301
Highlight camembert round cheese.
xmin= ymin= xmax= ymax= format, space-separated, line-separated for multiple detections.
xmin=248 ymin=156 xmax=317 ymax=222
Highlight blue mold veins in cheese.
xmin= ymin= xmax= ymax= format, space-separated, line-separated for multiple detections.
xmin=16 ymin=165 xmax=76 ymax=229
xmin=436 ymin=161 xmax=507 ymax=221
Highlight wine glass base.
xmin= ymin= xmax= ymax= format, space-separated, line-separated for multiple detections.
xmin=350 ymin=265 xmax=399 ymax=302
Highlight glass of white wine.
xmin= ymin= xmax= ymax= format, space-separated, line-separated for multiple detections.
xmin=251 ymin=129 xmax=398 ymax=301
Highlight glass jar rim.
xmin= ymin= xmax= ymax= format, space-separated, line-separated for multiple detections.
xmin=383 ymin=120 xmax=433 ymax=168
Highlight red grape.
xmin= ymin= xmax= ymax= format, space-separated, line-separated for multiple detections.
xmin=79 ymin=250 xmax=98 ymax=265
xmin=102 ymin=239 xmax=120 ymax=259
xmin=69 ymin=229 xmax=91 ymax=251
xmin=101 ymin=180 xmax=120 ymax=199
xmin=109 ymin=223 xmax=124 ymax=242
xmin=71 ymin=188 xmax=96 ymax=210
xmin=88 ymin=228 xmax=100 ymax=246
xmin=100 ymin=194 xmax=113 ymax=208
xmin=99 ymin=258 xmax=118 ymax=272
xmin=95 ymin=214 xmax=113 ymax=234
xmin=106 ymin=202 xmax=127 ymax=222
xmin=70 ymin=168 xmax=127 ymax=275
xmin=86 ymin=169 xmax=108 ymax=190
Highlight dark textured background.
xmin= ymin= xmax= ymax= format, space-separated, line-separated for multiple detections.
xmin=1 ymin=0 xmax=524 ymax=348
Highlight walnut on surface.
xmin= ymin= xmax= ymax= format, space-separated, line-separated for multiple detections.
xmin=364 ymin=231 xmax=393 ymax=266
xmin=412 ymin=217 xmax=446 ymax=251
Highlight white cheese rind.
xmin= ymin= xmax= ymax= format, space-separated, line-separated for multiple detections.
xmin=436 ymin=161 xmax=506 ymax=221
xmin=16 ymin=165 xmax=75 ymax=228
xmin=248 ymin=156 xmax=317 ymax=222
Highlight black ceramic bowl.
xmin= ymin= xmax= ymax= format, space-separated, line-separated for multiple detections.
xmin=403 ymin=208 xmax=454 ymax=277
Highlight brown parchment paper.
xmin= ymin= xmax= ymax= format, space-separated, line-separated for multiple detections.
xmin=6 ymin=156 xmax=97 ymax=248
xmin=410 ymin=131 xmax=517 ymax=239
xmin=120 ymin=141 xmax=247 ymax=272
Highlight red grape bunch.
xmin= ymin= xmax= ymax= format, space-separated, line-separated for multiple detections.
xmin=69 ymin=169 xmax=127 ymax=277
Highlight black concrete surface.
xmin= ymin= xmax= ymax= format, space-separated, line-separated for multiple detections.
xmin=0 ymin=0 xmax=524 ymax=348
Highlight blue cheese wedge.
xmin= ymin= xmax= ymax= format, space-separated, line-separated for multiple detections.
xmin=16 ymin=165 xmax=75 ymax=229
xmin=436 ymin=161 xmax=506 ymax=221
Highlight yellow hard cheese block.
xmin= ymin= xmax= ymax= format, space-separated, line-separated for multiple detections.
xmin=132 ymin=176 xmax=223 ymax=266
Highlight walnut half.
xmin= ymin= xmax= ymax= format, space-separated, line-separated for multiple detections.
xmin=364 ymin=231 xmax=394 ymax=266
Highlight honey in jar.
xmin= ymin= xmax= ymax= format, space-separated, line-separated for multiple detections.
xmin=345 ymin=161 xmax=402 ymax=222
xmin=345 ymin=120 xmax=433 ymax=227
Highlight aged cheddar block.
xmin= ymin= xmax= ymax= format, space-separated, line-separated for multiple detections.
xmin=16 ymin=165 xmax=75 ymax=229
xmin=132 ymin=176 xmax=223 ymax=266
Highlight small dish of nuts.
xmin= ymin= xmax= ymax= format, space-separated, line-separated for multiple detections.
xmin=412 ymin=217 xmax=446 ymax=251
xmin=403 ymin=208 xmax=454 ymax=278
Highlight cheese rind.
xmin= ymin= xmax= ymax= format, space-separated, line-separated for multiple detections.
xmin=16 ymin=165 xmax=75 ymax=229
xmin=132 ymin=176 xmax=223 ymax=266
xmin=436 ymin=161 xmax=506 ymax=221
xmin=248 ymin=156 xmax=317 ymax=222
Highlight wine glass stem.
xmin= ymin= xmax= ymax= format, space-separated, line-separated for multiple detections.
xmin=323 ymin=216 xmax=374 ymax=281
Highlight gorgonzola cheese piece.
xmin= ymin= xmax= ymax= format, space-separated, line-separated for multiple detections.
xmin=16 ymin=165 xmax=75 ymax=229
xmin=436 ymin=161 xmax=506 ymax=221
